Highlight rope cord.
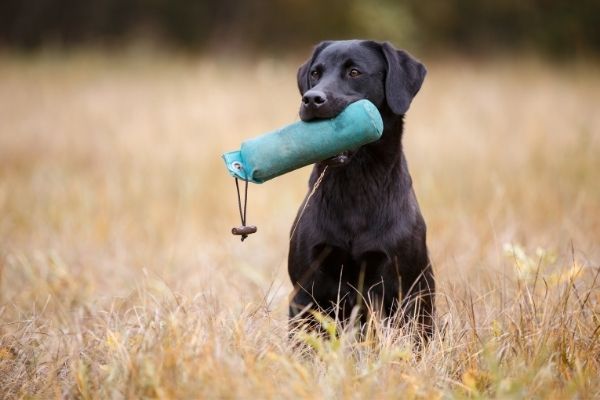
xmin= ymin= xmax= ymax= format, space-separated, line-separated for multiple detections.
xmin=234 ymin=177 xmax=250 ymax=241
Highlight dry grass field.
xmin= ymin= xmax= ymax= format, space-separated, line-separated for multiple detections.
xmin=1 ymin=51 xmax=599 ymax=398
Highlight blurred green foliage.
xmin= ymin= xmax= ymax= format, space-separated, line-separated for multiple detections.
xmin=1 ymin=0 xmax=598 ymax=56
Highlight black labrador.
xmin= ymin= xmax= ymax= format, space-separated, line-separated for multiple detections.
xmin=288 ymin=40 xmax=434 ymax=340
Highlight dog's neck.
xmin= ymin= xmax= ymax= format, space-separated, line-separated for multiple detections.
xmin=368 ymin=112 xmax=405 ymax=161
xmin=312 ymin=112 xmax=412 ymax=191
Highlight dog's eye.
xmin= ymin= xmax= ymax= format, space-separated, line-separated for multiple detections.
xmin=349 ymin=68 xmax=361 ymax=78
xmin=310 ymin=70 xmax=320 ymax=80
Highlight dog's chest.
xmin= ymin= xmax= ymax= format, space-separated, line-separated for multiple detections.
xmin=313 ymin=176 xmax=400 ymax=242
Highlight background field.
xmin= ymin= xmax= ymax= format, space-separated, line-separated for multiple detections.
xmin=1 ymin=52 xmax=599 ymax=398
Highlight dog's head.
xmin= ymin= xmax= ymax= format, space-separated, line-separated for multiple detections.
xmin=297 ymin=40 xmax=426 ymax=122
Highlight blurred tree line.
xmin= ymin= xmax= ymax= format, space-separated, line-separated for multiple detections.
xmin=1 ymin=0 xmax=598 ymax=57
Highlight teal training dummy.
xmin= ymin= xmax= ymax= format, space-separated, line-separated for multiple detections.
xmin=222 ymin=99 xmax=383 ymax=184
xmin=222 ymin=99 xmax=383 ymax=241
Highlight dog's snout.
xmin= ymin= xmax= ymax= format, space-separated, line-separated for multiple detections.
xmin=299 ymin=89 xmax=347 ymax=121
xmin=302 ymin=90 xmax=327 ymax=107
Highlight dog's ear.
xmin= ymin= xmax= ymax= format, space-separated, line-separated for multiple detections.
xmin=381 ymin=42 xmax=427 ymax=115
xmin=297 ymin=41 xmax=332 ymax=95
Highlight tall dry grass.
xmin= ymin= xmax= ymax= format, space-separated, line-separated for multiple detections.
xmin=0 ymin=51 xmax=599 ymax=398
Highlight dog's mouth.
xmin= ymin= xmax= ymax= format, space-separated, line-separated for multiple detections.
xmin=321 ymin=150 xmax=354 ymax=167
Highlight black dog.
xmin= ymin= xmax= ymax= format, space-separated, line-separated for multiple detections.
xmin=288 ymin=40 xmax=434 ymax=339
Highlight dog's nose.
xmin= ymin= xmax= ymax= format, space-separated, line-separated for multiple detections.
xmin=302 ymin=90 xmax=327 ymax=108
